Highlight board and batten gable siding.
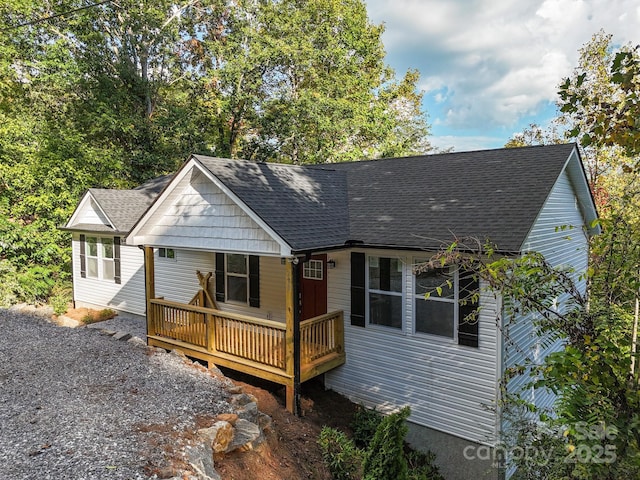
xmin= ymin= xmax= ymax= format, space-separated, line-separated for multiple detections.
xmin=504 ymin=167 xmax=591 ymax=412
xmin=133 ymin=170 xmax=282 ymax=255
xmin=71 ymin=233 xmax=147 ymax=315
xmin=75 ymin=198 xmax=111 ymax=226
xmin=324 ymin=248 xmax=500 ymax=445
xmin=154 ymin=249 xmax=287 ymax=323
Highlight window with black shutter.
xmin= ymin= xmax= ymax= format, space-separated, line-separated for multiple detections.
xmin=413 ymin=264 xmax=480 ymax=347
xmin=350 ymin=252 xmax=366 ymax=327
xmin=457 ymin=269 xmax=479 ymax=347
xmin=79 ymin=234 xmax=86 ymax=278
xmin=113 ymin=237 xmax=121 ymax=284
xmin=216 ymin=253 xmax=260 ymax=307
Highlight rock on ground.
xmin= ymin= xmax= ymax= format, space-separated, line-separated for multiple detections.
xmin=0 ymin=309 xmax=247 ymax=479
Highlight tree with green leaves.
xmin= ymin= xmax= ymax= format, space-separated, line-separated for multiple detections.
xmin=559 ymin=30 xmax=640 ymax=160
xmin=420 ymin=237 xmax=640 ymax=479
xmin=197 ymin=0 xmax=431 ymax=163
xmin=499 ymin=30 xmax=640 ymax=478
xmin=0 ymin=0 xmax=431 ymax=306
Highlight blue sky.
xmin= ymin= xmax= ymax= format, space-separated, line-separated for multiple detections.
xmin=364 ymin=0 xmax=640 ymax=152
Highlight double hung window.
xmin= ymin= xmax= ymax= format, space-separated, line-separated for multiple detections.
xmin=414 ymin=267 xmax=455 ymax=337
xmin=80 ymin=235 xmax=120 ymax=284
xmin=413 ymin=264 xmax=480 ymax=346
xmin=158 ymin=248 xmax=175 ymax=260
xmin=368 ymin=256 xmax=403 ymax=329
xmin=101 ymin=238 xmax=115 ymax=281
xmin=226 ymin=254 xmax=249 ymax=303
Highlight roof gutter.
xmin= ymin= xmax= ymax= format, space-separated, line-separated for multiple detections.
xmin=58 ymin=225 xmax=130 ymax=236
xmin=291 ymin=241 xmax=521 ymax=257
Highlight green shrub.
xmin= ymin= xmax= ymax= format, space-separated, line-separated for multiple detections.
xmin=98 ymin=308 xmax=116 ymax=320
xmin=318 ymin=426 xmax=363 ymax=480
xmin=362 ymin=406 xmax=410 ymax=480
xmin=319 ymin=406 xmax=444 ymax=480
xmin=16 ymin=265 xmax=55 ymax=304
xmin=49 ymin=283 xmax=72 ymax=315
xmin=406 ymin=450 xmax=445 ymax=480
xmin=351 ymin=405 xmax=383 ymax=449
xmin=0 ymin=261 xmax=59 ymax=307
xmin=0 ymin=260 xmax=20 ymax=307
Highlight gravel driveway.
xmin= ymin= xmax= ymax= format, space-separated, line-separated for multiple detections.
xmin=0 ymin=309 xmax=233 ymax=479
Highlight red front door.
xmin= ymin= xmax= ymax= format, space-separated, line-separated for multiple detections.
xmin=299 ymin=254 xmax=328 ymax=321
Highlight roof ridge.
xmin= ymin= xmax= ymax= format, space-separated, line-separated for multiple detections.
xmin=196 ymin=142 xmax=577 ymax=170
xmin=192 ymin=154 xmax=339 ymax=172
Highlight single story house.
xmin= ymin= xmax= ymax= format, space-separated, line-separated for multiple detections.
xmin=62 ymin=143 xmax=598 ymax=479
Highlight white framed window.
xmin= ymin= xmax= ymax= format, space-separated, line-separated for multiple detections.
xmin=86 ymin=236 xmax=98 ymax=278
xmin=101 ymin=237 xmax=115 ymax=280
xmin=158 ymin=248 xmax=176 ymax=260
xmin=226 ymin=254 xmax=249 ymax=304
xmin=414 ymin=265 xmax=456 ymax=338
xmin=367 ymin=256 xmax=403 ymax=329
xmin=413 ymin=263 xmax=480 ymax=346
xmin=83 ymin=236 xmax=118 ymax=282
xmin=303 ymin=259 xmax=323 ymax=280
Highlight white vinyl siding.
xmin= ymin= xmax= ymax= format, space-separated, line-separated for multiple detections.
xmin=132 ymin=170 xmax=282 ymax=255
xmin=154 ymin=249 xmax=214 ymax=305
xmin=73 ymin=237 xmax=288 ymax=323
xmin=72 ymin=233 xmax=146 ymax=315
xmin=505 ymin=168 xmax=590 ymax=414
xmin=154 ymin=250 xmax=287 ymax=323
xmin=324 ymin=248 xmax=499 ymax=446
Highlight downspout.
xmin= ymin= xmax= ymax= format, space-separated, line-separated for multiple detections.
xmin=293 ymin=259 xmax=302 ymax=415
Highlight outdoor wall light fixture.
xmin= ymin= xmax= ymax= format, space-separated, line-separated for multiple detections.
xmin=327 ymin=259 xmax=336 ymax=269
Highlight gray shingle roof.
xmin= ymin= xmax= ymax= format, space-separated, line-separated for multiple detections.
xmin=329 ymin=143 xmax=578 ymax=252
xmin=69 ymin=144 xmax=591 ymax=253
xmin=193 ymin=156 xmax=349 ymax=251
xmin=88 ymin=189 xmax=161 ymax=233
xmin=195 ymin=143 xmax=579 ymax=253
xmin=64 ymin=175 xmax=172 ymax=234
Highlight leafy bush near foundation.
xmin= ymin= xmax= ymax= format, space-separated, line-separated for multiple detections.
xmin=49 ymin=284 xmax=72 ymax=315
xmin=319 ymin=406 xmax=445 ymax=480
xmin=351 ymin=405 xmax=383 ymax=449
xmin=362 ymin=406 xmax=410 ymax=479
xmin=318 ymin=427 xmax=363 ymax=480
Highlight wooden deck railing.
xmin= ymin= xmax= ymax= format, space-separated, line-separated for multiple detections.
xmin=213 ymin=313 xmax=286 ymax=369
xmin=149 ymin=298 xmax=287 ymax=368
xmin=148 ymin=298 xmax=344 ymax=391
xmin=300 ymin=311 xmax=344 ymax=363
xmin=150 ymin=299 xmax=208 ymax=348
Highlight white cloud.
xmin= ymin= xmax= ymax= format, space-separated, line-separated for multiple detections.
xmin=366 ymin=0 xmax=640 ymax=134
xmin=430 ymin=134 xmax=503 ymax=152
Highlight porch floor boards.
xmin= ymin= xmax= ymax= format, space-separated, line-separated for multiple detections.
xmin=148 ymin=334 xmax=346 ymax=387
xmin=147 ymin=335 xmax=293 ymax=385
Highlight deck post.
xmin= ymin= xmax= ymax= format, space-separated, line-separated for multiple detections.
xmin=144 ymin=246 xmax=156 ymax=340
xmin=335 ymin=311 xmax=344 ymax=354
xmin=285 ymin=258 xmax=301 ymax=414
xmin=206 ymin=313 xmax=215 ymax=353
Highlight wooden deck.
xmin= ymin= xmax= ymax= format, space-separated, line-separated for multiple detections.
xmin=146 ymin=299 xmax=345 ymax=394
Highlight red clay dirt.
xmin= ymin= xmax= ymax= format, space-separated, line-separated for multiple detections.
xmin=213 ymin=371 xmax=358 ymax=480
